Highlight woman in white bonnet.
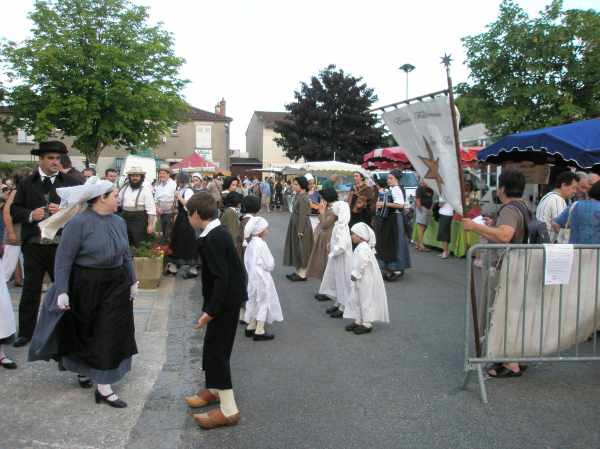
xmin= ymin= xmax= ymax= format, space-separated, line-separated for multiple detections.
xmin=344 ymin=222 xmax=390 ymax=335
xmin=29 ymin=177 xmax=138 ymax=408
xmin=243 ymin=216 xmax=283 ymax=341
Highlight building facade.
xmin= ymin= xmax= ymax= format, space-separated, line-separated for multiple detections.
xmin=0 ymin=99 xmax=232 ymax=175
xmin=245 ymin=111 xmax=300 ymax=171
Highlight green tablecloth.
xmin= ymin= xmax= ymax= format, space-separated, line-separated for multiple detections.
xmin=411 ymin=219 xmax=480 ymax=258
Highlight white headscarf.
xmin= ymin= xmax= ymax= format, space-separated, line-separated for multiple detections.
xmin=351 ymin=222 xmax=376 ymax=248
xmin=243 ymin=216 xmax=269 ymax=243
xmin=331 ymin=200 xmax=350 ymax=226
xmin=57 ymin=176 xmax=114 ymax=208
xmin=39 ymin=176 xmax=115 ymax=240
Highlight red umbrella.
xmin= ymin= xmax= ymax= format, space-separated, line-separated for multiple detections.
xmin=363 ymin=147 xmax=410 ymax=163
xmin=171 ymin=152 xmax=217 ymax=172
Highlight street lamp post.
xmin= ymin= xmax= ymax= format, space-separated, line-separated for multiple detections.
xmin=399 ymin=63 xmax=416 ymax=100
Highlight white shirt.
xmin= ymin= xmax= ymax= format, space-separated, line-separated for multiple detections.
xmin=119 ymin=184 xmax=156 ymax=215
xmin=536 ymin=191 xmax=566 ymax=241
xmin=390 ymin=186 xmax=405 ymax=205
xmin=439 ymin=197 xmax=454 ymax=216
xmin=38 ymin=167 xmax=58 ymax=184
xmin=154 ymin=178 xmax=176 ymax=203
xmin=200 ymin=218 xmax=221 ymax=237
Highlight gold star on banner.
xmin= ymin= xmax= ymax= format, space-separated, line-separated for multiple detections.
xmin=419 ymin=137 xmax=444 ymax=192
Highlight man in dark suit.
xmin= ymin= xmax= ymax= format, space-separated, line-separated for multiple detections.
xmin=11 ymin=141 xmax=82 ymax=347
xmin=183 ymin=192 xmax=246 ymax=430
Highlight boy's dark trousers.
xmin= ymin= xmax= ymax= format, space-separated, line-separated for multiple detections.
xmin=202 ymin=304 xmax=241 ymax=390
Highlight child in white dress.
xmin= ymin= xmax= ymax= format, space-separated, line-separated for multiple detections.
xmin=243 ymin=217 xmax=283 ymax=341
xmin=344 ymin=222 xmax=390 ymax=334
xmin=321 ymin=201 xmax=353 ymax=319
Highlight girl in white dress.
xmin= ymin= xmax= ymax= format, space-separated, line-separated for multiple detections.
xmin=0 ymin=272 xmax=17 ymax=369
xmin=344 ymin=222 xmax=390 ymax=335
xmin=321 ymin=201 xmax=353 ymax=319
xmin=243 ymin=217 xmax=283 ymax=341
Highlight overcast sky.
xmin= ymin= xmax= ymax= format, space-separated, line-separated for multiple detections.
xmin=1 ymin=0 xmax=598 ymax=152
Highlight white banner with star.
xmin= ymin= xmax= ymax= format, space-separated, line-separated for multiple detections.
xmin=382 ymin=96 xmax=463 ymax=215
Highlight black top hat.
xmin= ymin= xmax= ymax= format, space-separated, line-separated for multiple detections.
xmin=31 ymin=141 xmax=68 ymax=156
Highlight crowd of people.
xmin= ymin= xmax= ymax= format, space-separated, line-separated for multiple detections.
xmin=1 ymin=139 xmax=600 ymax=429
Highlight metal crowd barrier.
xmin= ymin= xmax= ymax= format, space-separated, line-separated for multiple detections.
xmin=462 ymin=243 xmax=600 ymax=403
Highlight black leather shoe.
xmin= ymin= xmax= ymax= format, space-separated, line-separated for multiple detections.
xmin=95 ymin=389 xmax=127 ymax=408
xmin=314 ymin=294 xmax=331 ymax=301
xmin=0 ymin=356 xmax=17 ymax=369
xmin=288 ymin=273 xmax=307 ymax=282
xmin=286 ymin=273 xmax=295 ymax=280
xmin=253 ymin=333 xmax=275 ymax=341
xmin=13 ymin=336 xmax=30 ymax=347
xmin=329 ymin=309 xmax=343 ymax=318
xmin=244 ymin=329 xmax=255 ymax=338
xmin=345 ymin=322 xmax=360 ymax=332
xmin=78 ymin=375 xmax=93 ymax=389
xmin=325 ymin=306 xmax=339 ymax=314
xmin=353 ymin=325 xmax=373 ymax=335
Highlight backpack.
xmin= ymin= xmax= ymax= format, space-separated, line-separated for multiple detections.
xmin=502 ymin=200 xmax=550 ymax=244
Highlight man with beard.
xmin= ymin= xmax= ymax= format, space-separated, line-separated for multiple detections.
xmin=10 ymin=141 xmax=82 ymax=347
xmin=118 ymin=166 xmax=157 ymax=247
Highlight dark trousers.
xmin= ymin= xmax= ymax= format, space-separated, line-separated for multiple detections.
xmin=19 ymin=243 xmax=56 ymax=338
xmin=202 ymin=305 xmax=241 ymax=390
xmin=158 ymin=213 xmax=174 ymax=244
xmin=122 ymin=211 xmax=148 ymax=247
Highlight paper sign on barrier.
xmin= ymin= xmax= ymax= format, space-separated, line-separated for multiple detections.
xmin=544 ymin=244 xmax=574 ymax=285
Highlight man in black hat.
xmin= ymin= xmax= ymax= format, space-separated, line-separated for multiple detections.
xmin=10 ymin=141 xmax=83 ymax=347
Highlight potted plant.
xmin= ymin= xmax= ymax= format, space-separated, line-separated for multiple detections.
xmin=131 ymin=240 xmax=168 ymax=289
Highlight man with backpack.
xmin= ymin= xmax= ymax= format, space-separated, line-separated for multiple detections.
xmin=462 ymin=169 xmax=529 ymax=245
xmin=462 ymin=169 xmax=531 ymax=378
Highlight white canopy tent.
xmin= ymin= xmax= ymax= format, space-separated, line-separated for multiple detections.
xmin=282 ymin=160 xmax=370 ymax=177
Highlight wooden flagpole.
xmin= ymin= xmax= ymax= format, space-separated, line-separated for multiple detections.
xmin=442 ymin=54 xmax=482 ymax=357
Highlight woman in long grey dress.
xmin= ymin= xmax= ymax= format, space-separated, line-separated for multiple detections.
xmin=30 ymin=178 xmax=138 ymax=408
xmin=283 ymin=176 xmax=313 ymax=281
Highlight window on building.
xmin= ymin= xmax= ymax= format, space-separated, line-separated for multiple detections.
xmin=17 ymin=129 xmax=35 ymax=144
xmin=195 ymin=124 xmax=212 ymax=149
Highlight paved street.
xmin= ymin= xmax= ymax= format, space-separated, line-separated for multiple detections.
xmin=2 ymin=211 xmax=600 ymax=449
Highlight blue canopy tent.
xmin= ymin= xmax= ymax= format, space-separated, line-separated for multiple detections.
xmin=477 ymin=118 xmax=600 ymax=169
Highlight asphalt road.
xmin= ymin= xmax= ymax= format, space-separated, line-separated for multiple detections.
xmin=135 ymin=211 xmax=600 ymax=449
xmin=4 ymin=211 xmax=599 ymax=449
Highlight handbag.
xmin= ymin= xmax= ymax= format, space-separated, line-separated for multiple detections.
xmin=556 ymin=203 xmax=576 ymax=244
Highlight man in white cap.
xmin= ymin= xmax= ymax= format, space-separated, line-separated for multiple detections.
xmin=154 ymin=165 xmax=176 ymax=244
xmin=118 ymin=166 xmax=156 ymax=247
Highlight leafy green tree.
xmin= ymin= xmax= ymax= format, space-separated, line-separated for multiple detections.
xmin=454 ymin=83 xmax=488 ymax=129
xmin=1 ymin=0 xmax=188 ymax=164
xmin=460 ymin=0 xmax=600 ymax=137
xmin=274 ymin=65 xmax=384 ymax=163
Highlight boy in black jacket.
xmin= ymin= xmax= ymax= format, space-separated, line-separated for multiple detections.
xmin=184 ymin=192 xmax=246 ymax=430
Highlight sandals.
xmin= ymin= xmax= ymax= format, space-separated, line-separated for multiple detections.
xmin=487 ymin=363 xmax=528 ymax=378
